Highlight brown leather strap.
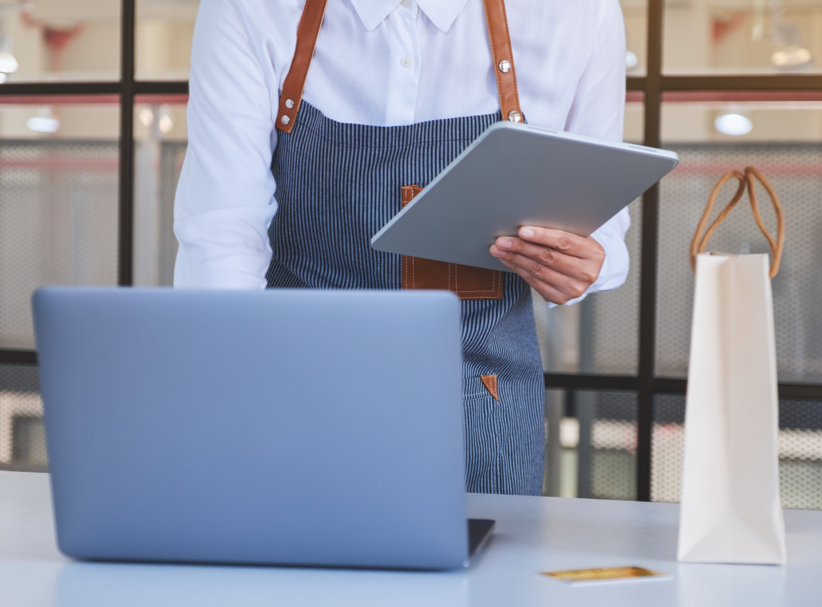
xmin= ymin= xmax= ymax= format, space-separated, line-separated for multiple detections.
xmin=690 ymin=166 xmax=785 ymax=279
xmin=482 ymin=0 xmax=523 ymax=123
xmin=276 ymin=0 xmax=329 ymax=133
xmin=277 ymin=0 xmax=523 ymax=132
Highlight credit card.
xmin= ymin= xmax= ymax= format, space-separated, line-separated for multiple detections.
xmin=542 ymin=566 xmax=670 ymax=585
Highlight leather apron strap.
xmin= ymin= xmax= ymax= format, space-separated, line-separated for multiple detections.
xmin=276 ymin=0 xmax=523 ymax=133
xmin=482 ymin=0 xmax=523 ymax=123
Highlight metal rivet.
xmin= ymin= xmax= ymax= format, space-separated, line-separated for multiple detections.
xmin=498 ymin=59 xmax=511 ymax=73
xmin=285 ymin=99 xmax=294 ymax=109
xmin=507 ymin=110 xmax=522 ymax=123
xmin=281 ymin=115 xmax=290 ymax=125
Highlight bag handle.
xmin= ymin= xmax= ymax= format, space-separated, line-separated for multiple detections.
xmin=689 ymin=166 xmax=785 ymax=279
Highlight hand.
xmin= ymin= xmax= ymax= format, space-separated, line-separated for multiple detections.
xmin=489 ymin=227 xmax=605 ymax=305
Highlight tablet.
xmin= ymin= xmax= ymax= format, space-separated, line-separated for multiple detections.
xmin=370 ymin=122 xmax=679 ymax=272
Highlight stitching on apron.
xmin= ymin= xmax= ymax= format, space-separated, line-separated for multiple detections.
xmin=455 ymin=268 xmax=500 ymax=294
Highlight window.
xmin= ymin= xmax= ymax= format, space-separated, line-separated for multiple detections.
xmin=3 ymin=1 xmax=822 ymax=509
xmin=546 ymin=0 xmax=822 ymax=507
xmin=0 ymin=1 xmax=186 ymax=470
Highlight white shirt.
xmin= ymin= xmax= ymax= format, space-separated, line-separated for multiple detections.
xmin=174 ymin=0 xmax=630 ymax=303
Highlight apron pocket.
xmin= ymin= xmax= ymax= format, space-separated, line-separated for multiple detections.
xmin=399 ymin=185 xmax=503 ymax=300
xmin=403 ymin=257 xmax=503 ymax=300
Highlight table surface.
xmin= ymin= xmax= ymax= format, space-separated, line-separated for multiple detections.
xmin=2 ymin=471 xmax=821 ymax=607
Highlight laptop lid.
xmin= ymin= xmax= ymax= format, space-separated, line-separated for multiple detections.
xmin=33 ymin=288 xmax=468 ymax=570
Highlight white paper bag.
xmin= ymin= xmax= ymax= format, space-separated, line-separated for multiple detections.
xmin=677 ymin=167 xmax=787 ymax=565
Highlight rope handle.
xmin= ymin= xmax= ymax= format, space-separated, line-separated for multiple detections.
xmin=689 ymin=166 xmax=785 ymax=279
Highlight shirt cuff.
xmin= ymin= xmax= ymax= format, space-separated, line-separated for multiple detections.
xmin=545 ymin=233 xmax=612 ymax=308
xmin=545 ymin=214 xmax=630 ymax=308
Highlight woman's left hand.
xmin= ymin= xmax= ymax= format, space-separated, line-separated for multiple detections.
xmin=489 ymin=226 xmax=605 ymax=305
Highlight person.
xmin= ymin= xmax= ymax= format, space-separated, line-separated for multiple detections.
xmin=174 ymin=0 xmax=630 ymax=496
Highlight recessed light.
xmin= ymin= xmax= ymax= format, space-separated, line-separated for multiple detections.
xmin=27 ymin=107 xmax=60 ymax=134
xmin=27 ymin=116 xmax=60 ymax=133
xmin=714 ymin=114 xmax=752 ymax=137
xmin=772 ymin=46 xmax=812 ymax=69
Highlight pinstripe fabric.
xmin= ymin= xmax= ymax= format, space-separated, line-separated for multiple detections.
xmin=267 ymin=102 xmax=544 ymax=495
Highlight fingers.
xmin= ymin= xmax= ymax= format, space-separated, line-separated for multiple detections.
xmin=516 ymin=226 xmax=595 ymax=260
xmin=496 ymin=258 xmax=580 ymax=305
xmin=491 ymin=237 xmax=600 ymax=284
xmin=491 ymin=247 xmax=592 ymax=302
xmin=488 ymin=228 xmax=606 ymax=305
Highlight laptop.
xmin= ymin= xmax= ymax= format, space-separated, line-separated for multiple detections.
xmin=32 ymin=287 xmax=494 ymax=570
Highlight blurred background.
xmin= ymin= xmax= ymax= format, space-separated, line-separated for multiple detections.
xmin=2 ymin=0 xmax=822 ymax=511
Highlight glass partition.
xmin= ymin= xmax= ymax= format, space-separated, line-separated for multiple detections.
xmin=136 ymin=0 xmax=199 ymax=81
xmin=544 ymin=390 xmax=638 ymax=499
xmin=653 ymin=394 xmax=822 ymax=510
xmin=0 ymin=97 xmax=120 ymax=351
xmin=664 ymin=0 xmax=822 ymax=74
xmin=657 ymin=94 xmax=822 ymax=383
xmin=133 ymin=95 xmax=188 ymax=286
xmin=0 ymin=0 xmax=120 ymax=82
xmin=0 ymin=364 xmax=44 ymax=471
xmin=622 ymin=0 xmax=648 ymax=77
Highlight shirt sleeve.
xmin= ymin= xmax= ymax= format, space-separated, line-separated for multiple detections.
xmin=173 ymin=0 xmax=278 ymax=289
xmin=558 ymin=0 xmax=629 ymax=306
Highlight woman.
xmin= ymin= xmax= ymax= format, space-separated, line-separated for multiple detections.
xmin=175 ymin=0 xmax=630 ymax=496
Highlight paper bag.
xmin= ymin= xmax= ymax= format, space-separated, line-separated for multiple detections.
xmin=677 ymin=167 xmax=787 ymax=565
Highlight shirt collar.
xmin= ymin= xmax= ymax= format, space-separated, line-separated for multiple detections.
xmin=351 ymin=0 xmax=470 ymax=33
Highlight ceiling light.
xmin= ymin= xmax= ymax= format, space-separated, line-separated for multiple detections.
xmin=27 ymin=107 xmax=60 ymax=134
xmin=714 ymin=113 xmax=752 ymax=136
xmin=158 ymin=105 xmax=174 ymax=134
xmin=139 ymin=107 xmax=154 ymax=127
xmin=626 ymin=50 xmax=638 ymax=70
xmin=158 ymin=114 xmax=173 ymax=133
xmin=771 ymin=46 xmax=812 ymax=69
xmin=27 ymin=116 xmax=60 ymax=133
xmin=0 ymin=53 xmax=16 ymax=73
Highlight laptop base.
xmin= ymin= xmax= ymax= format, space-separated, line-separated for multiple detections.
xmin=468 ymin=519 xmax=495 ymax=559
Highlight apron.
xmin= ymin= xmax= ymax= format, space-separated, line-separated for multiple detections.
xmin=266 ymin=0 xmax=544 ymax=496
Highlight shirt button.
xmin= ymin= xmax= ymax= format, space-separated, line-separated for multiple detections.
xmin=400 ymin=0 xmax=412 ymax=7
xmin=400 ymin=55 xmax=413 ymax=68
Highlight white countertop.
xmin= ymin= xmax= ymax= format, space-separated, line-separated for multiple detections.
xmin=1 ymin=471 xmax=820 ymax=606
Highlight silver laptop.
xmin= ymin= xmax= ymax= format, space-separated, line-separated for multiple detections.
xmin=32 ymin=288 xmax=493 ymax=570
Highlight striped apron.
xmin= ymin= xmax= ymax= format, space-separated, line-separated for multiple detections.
xmin=266 ymin=0 xmax=544 ymax=495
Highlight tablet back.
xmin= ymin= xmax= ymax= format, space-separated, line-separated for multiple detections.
xmin=33 ymin=288 xmax=467 ymax=569
xmin=371 ymin=122 xmax=678 ymax=271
